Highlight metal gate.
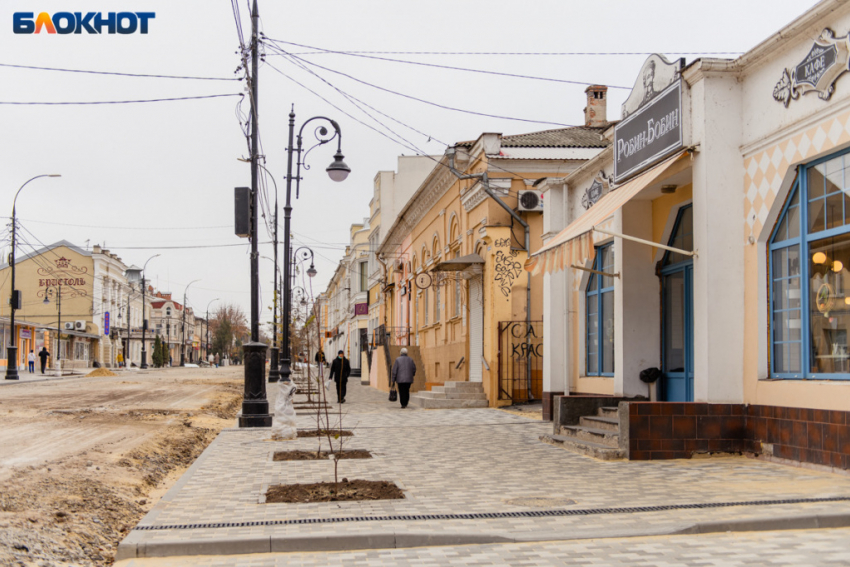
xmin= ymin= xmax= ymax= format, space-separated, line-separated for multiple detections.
xmin=498 ymin=321 xmax=543 ymax=402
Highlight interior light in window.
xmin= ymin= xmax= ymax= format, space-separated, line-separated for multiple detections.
xmin=813 ymin=251 xmax=827 ymax=264
xmin=833 ymin=260 xmax=844 ymax=272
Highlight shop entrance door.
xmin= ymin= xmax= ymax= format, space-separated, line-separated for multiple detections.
xmin=662 ymin=264 xmax=694 ymax=401
xmin=660 ymin=205 xmax=695 ymax=402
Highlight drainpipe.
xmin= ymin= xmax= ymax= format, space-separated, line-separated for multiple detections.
xmin=445 ymin=147 xmax=533 ymax=400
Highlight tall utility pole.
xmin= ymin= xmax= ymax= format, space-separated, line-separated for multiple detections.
xmin=240 ymin=0 xmax=271 ymax=427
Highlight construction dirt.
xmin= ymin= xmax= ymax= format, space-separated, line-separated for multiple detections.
xmin=0 ymin=366 xmax=244 ymax=566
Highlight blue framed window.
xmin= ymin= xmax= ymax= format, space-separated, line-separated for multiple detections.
xmin=586 ymin=244 xmax=614 ymax=376
xmin=769 ymin=150 xmax=850 ymax=380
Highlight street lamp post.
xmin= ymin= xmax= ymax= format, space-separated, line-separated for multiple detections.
xmin=205 ymin=298 xmax=219 ymax=364
xmin=6 ymin=174 xmax=61 ymax=380
xmin=127 ymin=254 xmax=159 ymax=369
xmin=280 ymin=108 xmax=350 ymax=384
xmin=42 ymin=282 xmax=62 ymax=374
xmin=180 ymin=279 xmax=200 ymax=366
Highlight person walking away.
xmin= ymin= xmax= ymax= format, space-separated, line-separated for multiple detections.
xmin=315 ymin=349 xmax=326 ymax=366
xmin=391 ymin=347 xmax=416 ymax=408
xmin=38 ymin=347 xmax=50 ymax=374
xmin=27 ymin=350 xmax=35 ymax=373
xmin=328 ymin=350 xmax=350 ymax=403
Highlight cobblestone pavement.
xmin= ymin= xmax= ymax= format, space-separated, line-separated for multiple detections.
xmin=118 ymin=527 xmax=850 ymax=566
xmin=118 ymin=372 xmax=850 ymax=560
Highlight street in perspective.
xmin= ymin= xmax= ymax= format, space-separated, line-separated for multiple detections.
xmin=3 ymin=1 xmax=850 ymax=565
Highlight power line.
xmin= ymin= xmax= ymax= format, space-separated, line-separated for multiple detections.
xmin=0 ymin=93 xmax=243 ymax=105
xmin=0 ymin=62 xmax=241 ymax=81
xmin=263 ymin=37 xmax=632 ymax=89
xmin=288 ymin=50 xmax=744 ymax=56
xmin=3 ymin=217 xmax=231 ymax=231
xmin=266 ymin=43 xmax=575 ymax=128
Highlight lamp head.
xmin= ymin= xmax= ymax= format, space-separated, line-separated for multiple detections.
xmin=43 ymin=295 xmax=50 ymax=305
xmin=307 ymin=264 xmax=317 ymax=278
xmin=326 ymin=150 xmax=351 ymax=182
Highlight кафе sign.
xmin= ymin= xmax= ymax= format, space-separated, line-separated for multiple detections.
xmin=614 ymin=54 xmax=684 ymax=184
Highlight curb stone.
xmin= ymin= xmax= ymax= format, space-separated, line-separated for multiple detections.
xmin=115 ymin=512 xmax=850 ymax=559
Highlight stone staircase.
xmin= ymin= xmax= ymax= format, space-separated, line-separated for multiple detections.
xmin=409 ymin=381 xmax=489 ymax=409
xmin=540 ymin=406 xmax=625 ymax=460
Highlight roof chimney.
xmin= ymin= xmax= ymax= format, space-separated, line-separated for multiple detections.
xmin=584 ymin=85 xmax=608 ymax=127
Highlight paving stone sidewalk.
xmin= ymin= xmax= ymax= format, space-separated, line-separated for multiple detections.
xmin=117 ymin=373 xmax=850 ymax=561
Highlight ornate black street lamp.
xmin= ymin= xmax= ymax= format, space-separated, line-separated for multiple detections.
xmin=280 ymin=109 xmax=350 ymax=383
xmin=6 ymin=174 xmax=60 ymax=380
xmin=127 ymin=254 xmax=159 ymax=369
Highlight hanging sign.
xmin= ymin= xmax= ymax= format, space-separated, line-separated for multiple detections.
xmin=353 ymin=302 xmax=368 ymax=316
xmin=104 ymin=312 xmax=110 ymax=336
xmin=774 ymin=29 xmax=850 ymax=107
xmin=614 ymin=80 xmax=683 ymax=183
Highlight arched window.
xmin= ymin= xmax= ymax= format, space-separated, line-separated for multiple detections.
xmin=768 ymin=150 xmax=850 ymax=379
xmin=586 ymin=244 xmax=614 ymax=376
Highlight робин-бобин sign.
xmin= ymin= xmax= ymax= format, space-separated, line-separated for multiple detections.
xmin=614 ymin=80 xmax=683 ymax=184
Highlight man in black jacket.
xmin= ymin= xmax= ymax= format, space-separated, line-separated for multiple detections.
xmin=328 ymin=350 xmax=350 ymax=403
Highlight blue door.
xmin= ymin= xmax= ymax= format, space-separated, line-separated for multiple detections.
xmin=662 ymin=264 xmax=694 ymax=401
xmin=661 ymin=205 xmax=694 ymax=402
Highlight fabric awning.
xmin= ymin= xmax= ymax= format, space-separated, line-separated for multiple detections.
xmin=525 ymin=150 xmax=690 ymax=276
xmin=433 ymin=253 xmax=485 ymax=272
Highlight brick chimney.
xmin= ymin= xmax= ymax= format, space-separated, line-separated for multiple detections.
xmin=584 ymin=85 xmax=608 ymax=127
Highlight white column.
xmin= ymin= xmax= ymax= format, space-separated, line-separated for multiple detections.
xmin=690 ymin=75 xmax=744 ymax=403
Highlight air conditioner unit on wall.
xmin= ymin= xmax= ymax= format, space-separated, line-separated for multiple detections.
xmin=75 ymin=320 xmax=86 ymax=331
xmin=64 ymin=322 xmax=75 ymax=330
xmin=517 ymin=190 xmax=544 ymax=212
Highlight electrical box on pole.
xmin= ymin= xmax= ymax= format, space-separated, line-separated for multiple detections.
xmin=10 ymin=290 xmax=22 ymax=310
xmin=234 ymin=186 xmax=251 ymax=238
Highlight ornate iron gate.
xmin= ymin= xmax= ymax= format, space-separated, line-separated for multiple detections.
xmin=498 ymin=321 xmax=543 ymax=402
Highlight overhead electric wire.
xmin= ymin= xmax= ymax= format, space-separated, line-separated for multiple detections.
xmin=0 ymin=62 xmax=241 ymax=81
xmin=263 ymin=37 xmax=632 ymax=89
xmin=0 ymin=93 xmax=244 ymax=105
xmin=3 ymin=217 xmax=231 ymax=231
xmin=265 ymin=55 xmax=551 ymax=200
xmin=274 ymin=50 xmax=438 ymax=162
xmin=265 ymin=42 xmax=574 ymax=128
xmin=287 ymin=49 xmax=744 ymax=56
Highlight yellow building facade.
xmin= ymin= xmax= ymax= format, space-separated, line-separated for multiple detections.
xmin=379 ymin=113 xmax=610 ymax=406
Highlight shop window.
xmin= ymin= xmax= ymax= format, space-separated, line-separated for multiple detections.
xmin=586 ymin=244 xmax=614 ymax=376
xmin=769 ymin=150 xmax=850 ymax=379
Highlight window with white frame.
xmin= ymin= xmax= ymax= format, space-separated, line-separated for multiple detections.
xmin=769 ymin=150 xmax=850 ymax=379
xmin=360 ymin=261 xmax=368 ymax=291
xmin=586 ymin=244 xmax=614 ymax=376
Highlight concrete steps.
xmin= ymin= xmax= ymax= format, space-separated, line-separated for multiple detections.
xmin=409 ymin=381 xmax=488 ymax=409
xmin=539 ymin=434 xmax=625 ymax=460
xmin=541 ymin=405 xmax=624 ymax=460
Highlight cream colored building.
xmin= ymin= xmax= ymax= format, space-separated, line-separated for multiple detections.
xmin=531 ymin=0 xmax=850 ymax=469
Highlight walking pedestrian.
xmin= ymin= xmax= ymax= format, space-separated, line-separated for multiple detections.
xmin=314 ymin=349 xmax=326 ymax=366
xmin=27 ymin=350 xmax=35 ymax=373
xmin=214 ymin=353 xmax=220 ymax=368
xmin=38 ymin=347 xmax=50 ymax=374
xmin=116 ymin=352 xmax=124 ymax=368
xmin=328 ymin=350 xmax=350 ymax=403
xmin=391 ymin=347 xmax=416 ymax=408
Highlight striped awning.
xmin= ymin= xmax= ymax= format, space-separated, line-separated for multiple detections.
xmin=525 ymin=150 xmax=689 ymax=276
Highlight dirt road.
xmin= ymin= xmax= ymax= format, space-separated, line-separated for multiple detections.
xmin=0 ymin=366 xmax=245 ymax=566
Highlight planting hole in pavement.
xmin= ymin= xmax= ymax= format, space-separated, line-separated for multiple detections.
xmin=296 ymin=429 xmax=354 ymax=438
xmin=265 ymin=480 xmax=403 ymax=503
xmin=273 ymin=449 xmax=372 ymax=461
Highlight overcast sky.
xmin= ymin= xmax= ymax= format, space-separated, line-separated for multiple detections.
xmin=0 ymin=0 xmax=820 ymax=328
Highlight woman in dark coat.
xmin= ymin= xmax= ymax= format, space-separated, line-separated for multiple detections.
xmin=328 ymin=350 xmax=350 ymax=403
